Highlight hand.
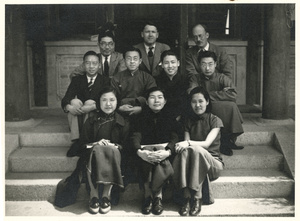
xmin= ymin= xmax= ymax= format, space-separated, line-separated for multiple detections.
xmin=137 ymin=149 xmax=155 ymax=164
xmin=148 ymin=150 xmax=170 ymax=163
xmin=97 ymin=139 xmax=110 ymax=145
xmin=119 ymin=104 xmax=133 ymax=113
xmin=67 ymin=105 xmax=84 ymax=115
xmin=175 ymin=140 xmax=189 ymax=153
xmin=80 ymin=104 xmax=96 ymax=113
xmin=127 ymin=106 xmax=142 ymax=115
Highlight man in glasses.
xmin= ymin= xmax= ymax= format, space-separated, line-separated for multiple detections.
xmin=70 ymin=22 xmax=126 ymax=79
xmin=186 ymin=24 xmax=233 ymax=79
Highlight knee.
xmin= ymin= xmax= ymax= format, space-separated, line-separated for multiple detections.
xmin=70 ymin=99 xmax=83 ymax=108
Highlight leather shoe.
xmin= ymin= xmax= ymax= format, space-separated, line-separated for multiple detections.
xmin=229 ymin=140 xmax=244 ymax=150
xmin=179 ymin=198 xmax=190 ymax=216
xmin=67 ymin=140 xmax=80 ymax=157
xmin=142 ymin=196 xmax=153 ymax=215
xmin=99 ymin=197 xmax=111 ymax=214
xmin=220 ymin=146 xmax=233 ymax=156
xmin=189 ymin=198 xmax=202 ymax=216
xmin=152 ymin=197 xmax=163 ymax=215
xmin=88 ymin=197 xmax=100 ymax=214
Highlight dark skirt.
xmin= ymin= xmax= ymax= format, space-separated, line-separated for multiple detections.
xmin=87 ymin=144 xmax=124 ymax=188
xmin=211 ymin=101 xmax=244 ymax=135
xmin=139 ymin=158 xmax=174 ymax=192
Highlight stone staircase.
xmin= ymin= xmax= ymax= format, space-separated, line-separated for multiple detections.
xmin=5 ymin=115 xmax=295 ymax=216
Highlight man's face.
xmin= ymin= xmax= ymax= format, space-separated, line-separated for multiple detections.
xmin=84 ymin=55 xmax=100 ymax=77
xmin=162 ymin=55 xmax=180 ymax=78
xmin=125 ymin=51 xmax=142 ymax=72
xmin=147 ymin=90 xmax=166 ymax=113
xmin=192 ymin=25 xmax=209 ymax=49
xmin=141 ymin=25 xmax=159 ymax=46
xmin=98 ymin=36 xmax=115 ymax=56
xmin=200 ymin=57 xmax=216 ymax=77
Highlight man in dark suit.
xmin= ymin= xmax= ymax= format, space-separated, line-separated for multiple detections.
xmin=134 ymin=21 xmax=170 ymax=77
xmin=62 ymin=51 xmax=110 ymax=157
xmin=186 ymin=24 xmax=233 ymax=78
xmin=70 ymin=22 xmax=126 ymax=79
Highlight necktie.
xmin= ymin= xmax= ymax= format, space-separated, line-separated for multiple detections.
xmin=88 ymin=77 xmax=94 ymax=91
xmin=104 ymin=56 xmax=109 ymax=77
xmin=148 ymin=47 xmax=154 ymax=57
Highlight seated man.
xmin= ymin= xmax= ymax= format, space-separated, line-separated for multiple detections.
xmin=196 ymin=51 xmax=244 ymax=156
xmin=111 ymin=47 xmax=157 ymax=117
xmin=70 ymin=22 xmax=126 ymax=79
xmin=62 ymin=50 xmax=110 ymax=157
xmin=134 ymin=21 xmax=170 ymax=77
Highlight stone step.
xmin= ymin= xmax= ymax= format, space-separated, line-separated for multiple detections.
xmin=5 ymin=169 xmax=294 ymax=201
xmin=16 ymin=131 xmax=274 ymax=147
xmin=9 ymin=145 xmax=283 ymax=173
xmin=5 ymin=197 xmax=294 ymax=216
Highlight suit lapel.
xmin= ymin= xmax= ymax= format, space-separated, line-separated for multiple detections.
xmin=139 ymin=44 xmax=150 ymax=71
xmin=109 ymin=52 xmax=117 ymax=76
xmin=152 ymin=43 xmax=161 ymax=70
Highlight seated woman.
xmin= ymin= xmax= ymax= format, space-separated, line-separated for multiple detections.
xmin=172 ymin=86 xmax=224 ymax=216
xmin=78 ymin=86 xmax=130 ymax=214
xmin=196 ymin=51 xmax=244 ymax=156
xmin=131 ymin=87 xmax=180 ymax=215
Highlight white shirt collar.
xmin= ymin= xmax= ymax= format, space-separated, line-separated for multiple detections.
xmin=101 ymin=54 xmax=111 ymax=64
xmin=144 ymin=43 xmax=156 ymax=53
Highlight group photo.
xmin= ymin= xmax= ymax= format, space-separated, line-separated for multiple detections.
xmin=4 ymin=3 xmax=295 ymax=217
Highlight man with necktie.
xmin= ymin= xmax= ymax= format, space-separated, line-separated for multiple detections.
xmin=62 ymin=51 xmax=110 ymax=157
xmin=70 ymin=22 xmax=126 ymax=79
xmin=134 ymin=21 xmax=170 ymax=77
xmin=186 ymin=24 xmax=233 ymax=78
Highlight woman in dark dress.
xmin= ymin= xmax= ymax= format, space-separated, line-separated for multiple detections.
xmin=131 ymin=87 xmax=180 ymax=215
xmin=172 ymin=86 xmax=224 ymax=216
xmin=78 ymin=86 xmax=130 ymax=214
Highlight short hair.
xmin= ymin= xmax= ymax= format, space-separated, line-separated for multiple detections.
xmin=97 ymin=22 xmax=116 ymax=43
xmin=197 ymin=51 xmax=217 ymax=63
xmin=141 ymin=21 xmax=159 ymax=32
xmin=160 ymin=50 xmax=179 ymax=62
xmin=145 ymin=87 xmax=166 ymax=100
xmin=123 ymin=47 xmax=142 ymax=59
xmin=83 ymin=51 xmax=99 ymax=61
xmin=97 ymin=86 xmax=120 ymax=110
xmin=188 ymin=86 xmax=212 ymax=113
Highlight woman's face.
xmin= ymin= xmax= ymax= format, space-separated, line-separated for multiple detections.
xmin=191 ymin=92 xmax=209 ymax=115
xmin=100 ymin=92 xmax=117 ymax=114
xmin=147 ymin=90 xmax=166 ymax=113
xmin=162 ymin=55 xmax=180 ymax=78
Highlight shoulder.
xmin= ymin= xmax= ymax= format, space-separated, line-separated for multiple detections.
xmin=208 ymin=113 xmax=223 ymax=127
xmin=186 ymin=46 xmax=197 ymax=55
xmin=133 ymin=43 xmax=144 ymax=49
xmin=71 ymin=74 xmax=86 ymax=83
xmin=112 ymin=51 xmax=124 ymax=60
xmin=156 ymin=42 xmax=170 ymax=50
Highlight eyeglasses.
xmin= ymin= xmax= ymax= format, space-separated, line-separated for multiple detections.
xmin=201 ymin=63 xmax=215 ymax=68
xmin=99 ymin=41 xmax=114 ymax=47
xmin=194 ymin=34 xmax=206 ymax=41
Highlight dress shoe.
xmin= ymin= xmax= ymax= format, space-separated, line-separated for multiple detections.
xmin=179 ymin=198 xmax=190 ymax=216
xmin=229 ymin=140 xmax=244 ymax=150
xmin=142 ymin=196 xmax=153 ymax=215
xmin=189 ymin=198 xmax=202 ymax=216
xmin=67 ymin=140 xmax=80 ymax=157
xmin=99 ymin=197 xmax=111 ymax=214
xmin=88 ymin=197 xmax=100 ymax=214
xmin=152 ymin=197 xmax=163 ymax=215
xmin=220 ymin=146 xmax=233 ymax=156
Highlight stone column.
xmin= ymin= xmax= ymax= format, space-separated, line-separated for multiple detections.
xmin=262 ymin=4 xmax=290 ymax=119
xmin=179 ymin=5 xmax=188 ymax=74
xmin=5 ymin=6 xmax=30 ymax=121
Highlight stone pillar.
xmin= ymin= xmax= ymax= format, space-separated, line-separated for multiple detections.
xmin=5 ymin=6 xmax=30 ymax=121
xmin=262 ymin=4 xmax=290 ymax=119
xmin=179 ymin=5 xmax=188 ymax=74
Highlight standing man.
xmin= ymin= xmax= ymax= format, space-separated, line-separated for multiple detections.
xmin=70 ymin=22 xmax=126 ymax=79
xmin=186 ymin=24 xmax=233 ymax=78
xmin=134 ymin=21 xmax=170 ymax=77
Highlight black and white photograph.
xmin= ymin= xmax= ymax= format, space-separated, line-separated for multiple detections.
xmin=3 ymin=1 xmax=297 ymax=218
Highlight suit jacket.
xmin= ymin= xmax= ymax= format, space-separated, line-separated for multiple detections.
xmin=61 ymin=73 xmax=110 ymax=110
xmin=185 ymin=42 xmax=233 ymax=78
xmin=134 ymin=42 xmax=170 ymax=77
xmin=69 ymin=51 xmax=126 ymax=79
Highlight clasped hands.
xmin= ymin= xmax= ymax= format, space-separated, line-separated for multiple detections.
xmin=68 ymin=99 xmax=96 ymax=115
xmin=119 ymin=104 xmax=142 ymax=115
xmin=175 ymin=140 xmax=190 ymax=153
xmin=86 ymin=139 xmax=118 ymax=149
xmin=137 ymin=149 xmax=169 ymax=165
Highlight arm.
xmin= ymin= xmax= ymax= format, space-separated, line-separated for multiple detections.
xmin=186 ymin=73 xmax=199 ymax=94
xmin=189 ymin=128 xmax=220 ymax=149
xmin=208 ymin=75 xmax=237 ymax=102
xmin=116 ymin=57 xmax=127 ymax=73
